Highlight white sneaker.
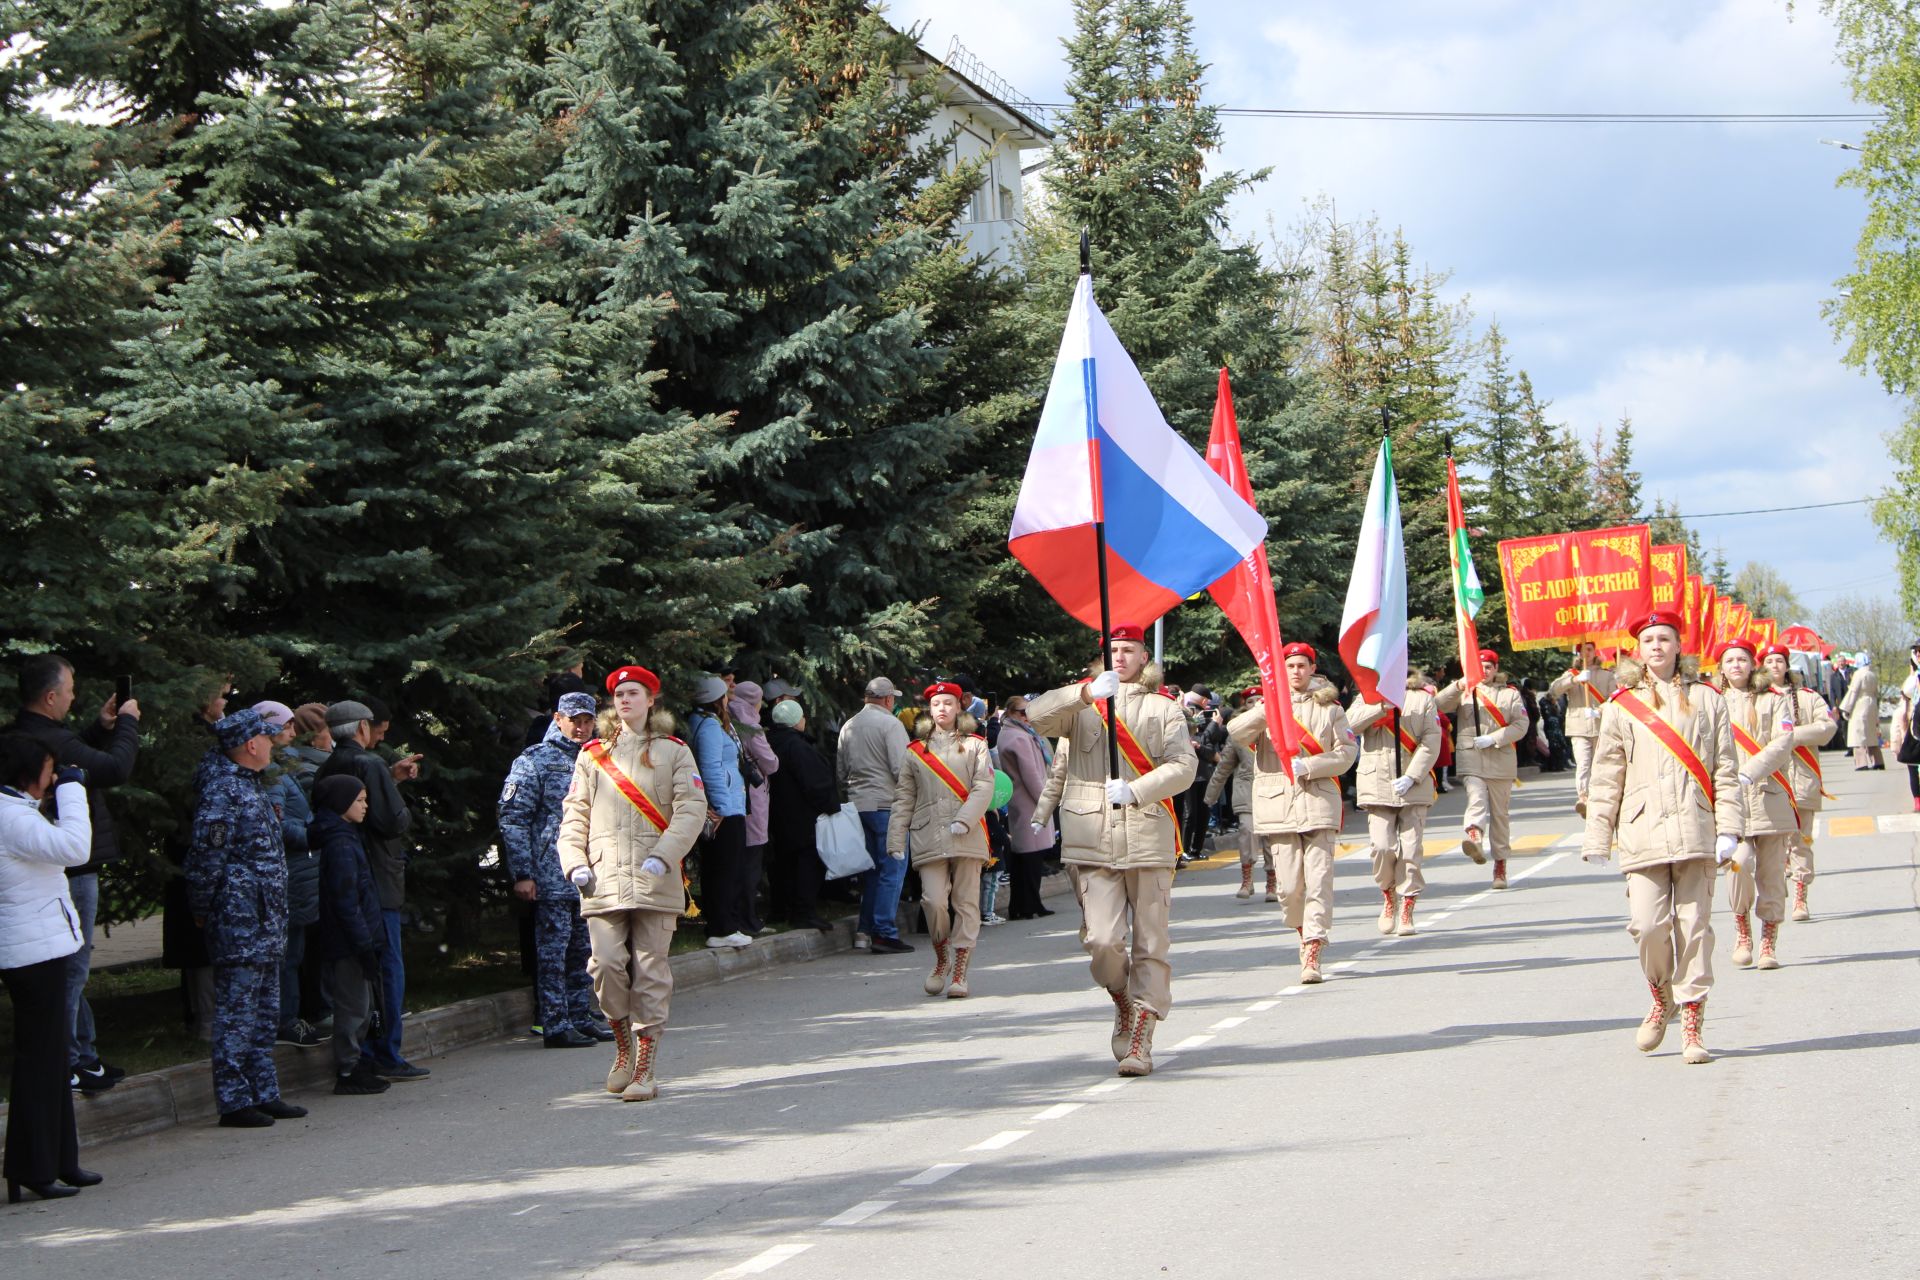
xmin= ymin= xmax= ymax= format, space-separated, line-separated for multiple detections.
xmin=724 ymin=931 xmax=754 ymax=947
xmin=853 ymin=931 xmax=871 ymax=951
xmin=982 ymin=913 xmax=1006 ymax=926
xmin=705 ymin=936 xmax=734 ymax=949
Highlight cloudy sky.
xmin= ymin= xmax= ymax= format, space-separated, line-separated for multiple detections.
xmin=888 ymin=0 xmax=1899 ymax=624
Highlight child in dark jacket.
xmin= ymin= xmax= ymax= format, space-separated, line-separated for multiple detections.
xmin=309 ymin=777 xmax=389 ymax=1095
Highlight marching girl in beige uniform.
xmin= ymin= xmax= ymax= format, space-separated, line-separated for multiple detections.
xmin=1226 ymin=643 xmax=1357 ymax=984
xmin=1347 ymin=668 xmax=1442 ymax=937
xmin=558 ymin=665 xmax=707 ymax=1102
xmin=1714 ymin=641 xmax=1810 ymax=971
xmin=1761 ymin=645 xmax=1837 ymax=920
xmin=888 ymin=682 xmax=995 ymax=998
xmin=1436 ymin=649 xmax=1531 ymax=888
xmin=1550 ymin=640 xmax=1617 ymax=816
xmin=1582 ymin=613 xmax=1741 ymax=1064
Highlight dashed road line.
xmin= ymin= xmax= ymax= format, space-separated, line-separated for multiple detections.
xmin=899 ymin=1163 xmax=968 ymax=1186
xmin=821 ymin=1201 xmax=895 ymax=1228
xmin=967 ymin=1129 xmax=1031 ymax=1151
xmin=1031 ymin=1103 xmax=1084 ymax=1121
xmin=704 ymin=1242 xmax=813 ymax=1279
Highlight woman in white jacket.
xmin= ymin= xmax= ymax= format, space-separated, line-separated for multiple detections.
xmin=0 ymin=732 xmax=99 ymax=1202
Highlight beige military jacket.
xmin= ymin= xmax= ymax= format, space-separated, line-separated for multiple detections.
xmin=1719 ymin=679 xmax=1801 ymax=837
xmin=1435 ymin=675 xmax=1530 ymax=780
xmin=1225 ymin=681 xmax=1357 ymax=836
xmin=1549 ymin=664 xmax=1617 ymax=740
xmin=1770 ymin=682 xmax=1837 ymax=814
xmin=886 ymin=721 xmax=995 ymax=866
xmin=557 ymin=719 xmax=707 ymax=918
xmin=1202 ymin=733 xmax=1257 ymax=817
xmin=1580 ymin=667 xmax=1742 ymax=870
xmin=1027 ymin=677 xmax=1197 ymax=870
xmin=1347 ymin=689 xmax=1441 ymax=810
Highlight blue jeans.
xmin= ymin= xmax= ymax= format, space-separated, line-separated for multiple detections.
xmin=63 ymin=872 xmax=98 ymax=1068
xmin=279 ymin=923 xmax=308 ymax=1033
xmin=857 ymin=811 xmax=906 ymax=940
xmin=359 ymin=910 xmax=408 ymax=1068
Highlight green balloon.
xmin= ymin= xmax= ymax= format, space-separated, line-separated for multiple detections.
xmin=992 ymin=769 xmax=1013 ymax=809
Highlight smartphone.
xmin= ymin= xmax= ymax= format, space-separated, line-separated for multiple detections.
xmin=114 ymin=675 xmax=133 ymax=709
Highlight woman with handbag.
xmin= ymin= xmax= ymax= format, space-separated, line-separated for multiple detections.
xmin=0 ymin=732 xmax=100 ymax=1202
xmin=1894 ymin=641 xmax=1920 ymax=812
xmin=558 ymin=665 xmax=706 ymax=1102
xmin=687 ymin=675 xmax=751 ymax=948
xmin=765 ymin=699 xmax=839 ymax=931
xmin=889 ymin=682 xmax=995 ymax=998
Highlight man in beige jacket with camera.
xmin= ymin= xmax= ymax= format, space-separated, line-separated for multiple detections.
xmin=1027 ymin=624 xmax=1196 ymax=1078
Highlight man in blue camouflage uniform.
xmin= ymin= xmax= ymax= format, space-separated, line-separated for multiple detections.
xmin=187 ymin=709 xmax=306 ymax=1128
xmin=499 ymin=691 xmax=604 ymax=1048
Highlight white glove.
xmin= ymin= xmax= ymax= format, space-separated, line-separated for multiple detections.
xmin=1471 ymin=734 xmax=1497 ymax=750
xmin=1106 ymin=778 xmax=1135 ymax=806
xmin=1574 ymin=671 xmax=1590 ymax=684
xmin=1714 ymin=834 xmax=1739 ymax=865
xmin=889 ymin=850 xmax=906 ymax=861
xmin=568 ymin=865 xmax=595 ymax=889
xmin=1029 ymin=821 xmax=1045 ymax=836
xmin=1086 ymin=669 xmax=1121 ymax=701
xmin=1737 ymin=774 xmax=1753 ymax=790
xmin=641 ymin=857 xmax=667 ymax=876
xmin=1582 ymin=851 xmax=1611 ymax=865
xmin=1391 ymin=776 xmax=1415 ymax=797
xmin=947 ymin=821 xmax=968 ymax=836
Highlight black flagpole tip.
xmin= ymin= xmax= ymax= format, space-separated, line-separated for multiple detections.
xmin=1080 ymin=229 xmax=1091 ymax=276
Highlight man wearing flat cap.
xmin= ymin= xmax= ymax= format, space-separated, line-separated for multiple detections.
xmin=187 ymin=710 xmax=306 ymax=1127
xmin=500 ymin=691 xmax=605 ymax=1048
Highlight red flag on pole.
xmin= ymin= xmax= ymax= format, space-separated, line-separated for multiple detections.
xmin=1203 ymin=368 xmax=1299 ymax=778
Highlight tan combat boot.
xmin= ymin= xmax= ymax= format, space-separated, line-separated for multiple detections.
xmin=1109 ymin=987 xmax=1132 ymax=1060
xmin=1236 ymin=863 xmax=1254 ymax=899
xmin=1681 ymin=1001 xmax=1711 ymax=1064
xmin=946 ymin=947 xmax=972 ymax=998
xmin=1491 ymin=858 xmax=1509 ymax=889
xmin=1396 ymin=895 xmax=1417 ymax=937
xmin=924 ymin=939 xmax=950 ymax=996
xmin=1116 ymin=1001 xmax=1157 ymax=1077
xmin=1300 ymin=937 xmax=1325 ymax=984
xmin=1755 ymin=921 xmax=1781 ymax=970
xmin=1635 ymin=979 xmax=1672 ymax=1053
xmin=1264 ymin=867 xmax=1279 ymax=903
xmin=606 ymin=1018 xmax=635 ymax=1095
xmin=621 ymin=1033 xmax=659 ymax=1100
xmin=1792 ymin=881 xmax=1811 ymax=922
xmin=1731 ymin=913 xmax=1753 ymax=967
xmin=1461 ymin=825 xmax=1487 ymax=865
xmin=1377 ymin=887 xmax=1398 ymax=935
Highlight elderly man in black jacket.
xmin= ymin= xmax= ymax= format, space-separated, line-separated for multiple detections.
xmin=8 ymin=655 xmax=139 ymax=1093
xmin=315 ymin=699 xmax=428 ymax=1081
xmin=766 ymin=701 xmax=840 ymax=931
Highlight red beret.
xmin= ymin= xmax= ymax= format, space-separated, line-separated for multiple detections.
xmin=1478 ymin=649 xmax=1500 ymax=665
xmin=1626 ymin=610 xmax=1684 ymax=639
xmin=1242 ymin=686 xmax=1263 ymax=700
xmin=606 ymin=664 xmax=660 ymax=695
xmin=1759 ymin=644 xmax=1792 ymax=662
xmin=1282 ymin=642 xmax=1317 ymax=664
xmin=924 ymin=682 xmax=965 ymax=701
xmin=1109 ymin=623 xmax=1148 ymax=645
xmin=1713 ymin=640 xmax=1755 ymax=664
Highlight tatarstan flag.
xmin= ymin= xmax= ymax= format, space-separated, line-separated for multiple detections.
xmin=1445 ymin=453 xmax=1486 ymax=688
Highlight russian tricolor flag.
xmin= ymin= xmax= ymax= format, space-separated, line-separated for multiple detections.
xmin=1009 ymin=276 xmax=1269 ymax=630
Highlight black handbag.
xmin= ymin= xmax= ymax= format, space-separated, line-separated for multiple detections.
xmin=1898 ymin=722 xmax=1920 ymax=765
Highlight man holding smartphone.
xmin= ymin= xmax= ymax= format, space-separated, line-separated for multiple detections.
xmin=8 ymin=655 xmax=141 ymax=1092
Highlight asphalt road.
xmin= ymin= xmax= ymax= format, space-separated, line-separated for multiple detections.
xmin=7 ymin=762 xmax=1916 ymax=1280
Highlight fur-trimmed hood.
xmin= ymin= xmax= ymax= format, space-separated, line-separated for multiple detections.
xmin=598 ymin=706 xmax=678 ymax=743
xmin=1712 ymin=669 xmax=1774 ymax=694
xmin=915 ymin=711 xmax=981 ymax=741
xmin=1615 ymin=658 xmax=1704 ymax=690
xmin=1295 ymin=674 xmax=1342 ymax=707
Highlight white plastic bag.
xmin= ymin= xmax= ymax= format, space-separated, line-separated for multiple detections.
xmin=815 ymin=803 xmax=871 ymax=880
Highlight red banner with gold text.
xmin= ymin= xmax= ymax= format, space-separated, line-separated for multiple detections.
xmin=1497 ymin=524 xmax=1654 ymax=651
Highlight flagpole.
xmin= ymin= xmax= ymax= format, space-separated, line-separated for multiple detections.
xmin=1382 ymin=405 xmax=1402 ymax=778
xmin=1447 ymin=432 xmax=1482 ymax=741
xmin=1082 ymin=229 xmax=1124 ymax=792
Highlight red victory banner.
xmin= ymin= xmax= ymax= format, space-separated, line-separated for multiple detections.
xmin=1682 ymin=574 xmax=1703 ymax=655
xmin=1696 ymin=581 xmax=1719 ymax=658
xmin=1651 ymin=543 xmax=1687 ymax=627
xmin=1497 ymin=524 xmax=1655 ymax=651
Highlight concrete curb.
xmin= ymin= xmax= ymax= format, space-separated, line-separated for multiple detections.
xmin=3 ymin=871 xmax=1076 ymax=1150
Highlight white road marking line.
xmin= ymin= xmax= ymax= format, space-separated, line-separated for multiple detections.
xmin=1511 ymin=851 xmax=1567 ymax=883
xmin=778 ymin=1105 xmax=797 ymax=1113
xmin=512 ymin=1204 xmax=541 ymax=1217
xmin=899 ymin=1163 xmax=968 ymax=1187
xmin=1246 ymin=1000 xmax=1279 ymax=1012
xmin=968 ymin=1129 xmax=1031 ymax=1151
xmin=1031 ymin=1102 xmax=1084 ymax=1121
xmin=1209 ymin=1016 xmax=1249 ymax=1030
xmin=1167 ymin=1034 xmax=1215 ymax=1051
xmin=706 ymin=1242 xmax=813 ymax=1278
xmin=1327 ymin=961 xmax=1357 ymax=972
xmin=1279 ymin=985 xmax=1307 ymax=996
xmin=1084 ymin=1079 xmax=1129 ymax=1095
xmin=822 ymin=1200 xmax=895 ymax=1228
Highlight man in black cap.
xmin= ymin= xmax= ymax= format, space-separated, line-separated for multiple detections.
xmin=316 ymin=700 xmax=427 ymax=1080
xmin=187 ymin=710 xmax=306 ymax=1127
